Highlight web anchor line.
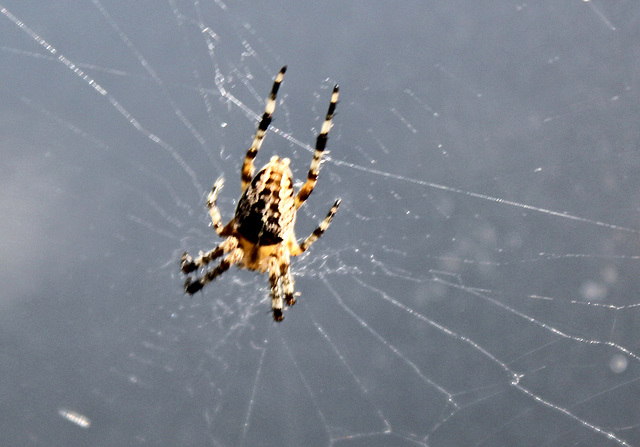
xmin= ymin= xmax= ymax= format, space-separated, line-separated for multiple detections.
xmin=328 ymin=158 xmax=639 ymax=234
xmin=0 ymin=3 xmax=204 ymax=194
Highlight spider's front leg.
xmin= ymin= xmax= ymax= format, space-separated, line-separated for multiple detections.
xmin=295 ymin=85 xmax=339 ymax=209
xmin=241 ymin=66 xmax=287 ymax=192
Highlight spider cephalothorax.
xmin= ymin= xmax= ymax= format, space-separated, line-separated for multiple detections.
xmin=181 ymin=66 xmax=340 ymax=321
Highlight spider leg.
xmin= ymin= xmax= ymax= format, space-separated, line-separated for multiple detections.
xmin=184 ymin=246 xmax=243 ymax=295
xmin=295 ymin=85 xmax=339 ymax=209
xmin=290 ymin=199 xmax=341 ymax=256
xmin=241 ymin=66 xmax=287 ymax=192
xmin=280 ymin=255 xmax=296 ymax=307
xmin=181 ymin=237 xmax=237 ymax=274
xmin=268 ymin=257 xmax=285 ymax=322
xmin=207 ymin=176 xmax=227 ymax=235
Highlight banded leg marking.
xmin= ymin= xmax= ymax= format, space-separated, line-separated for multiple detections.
xmin=241 ymin=66 xmax=287 ymax=192
xmin=291 ymin=198 xmax=341 ymax=255
xmin=184 ymin=247 xmax=243 ymax=295
xmin=207 ymin=177 xmax=225 ymax=234
xmin=181 ymin=237 xmax=238 ymax=274
xmin=268 ymin=257 xmax=284 ymax=322
xmin=281 ymin=261 xmax=296 ymax=307
xmin=295 ymin=85 xmax=339 ymax=209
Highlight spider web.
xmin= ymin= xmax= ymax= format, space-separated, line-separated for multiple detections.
xmin=1 ymin=1 xmax=640 ymax=446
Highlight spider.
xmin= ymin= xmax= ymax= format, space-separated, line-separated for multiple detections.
xmin=181 ymin=66 xmax=341 ymax=322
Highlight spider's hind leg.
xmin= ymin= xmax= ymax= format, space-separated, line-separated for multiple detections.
xmin=181 ymin=237 xmax=237 ymax=275
xmin=181 ymin=245 xmax=224 ymax=274
xmin=268 ymin=257 xmax=285 ymax=322
xmin=184 ymin=245 xmax=242 ymax=295
xmin=283 ymin=271 xmax=297 ymax=307
xmin=280 ymin=255 xmax=296 ymax=307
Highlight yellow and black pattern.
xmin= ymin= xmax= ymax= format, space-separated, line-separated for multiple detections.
xmin=181 ymin=67 xmax=341 ymax=322
xmin=241 ymin=66 xmax=287 ymax=192
xmin=295 ymin=85 xmax=339 ymax=209
xmin=236 ymin=156 xmax=296 ymax=245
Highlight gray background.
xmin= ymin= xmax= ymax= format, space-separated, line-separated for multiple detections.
xmin=1 ymin=1 xmax=640 ymax=446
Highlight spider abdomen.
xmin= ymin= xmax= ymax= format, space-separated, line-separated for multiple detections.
xmin=235 ymin=156 xmax=296 ymax=245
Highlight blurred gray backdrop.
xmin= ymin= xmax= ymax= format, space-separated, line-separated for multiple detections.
xmin=1 ymin=1 xmax=640 ymax=446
